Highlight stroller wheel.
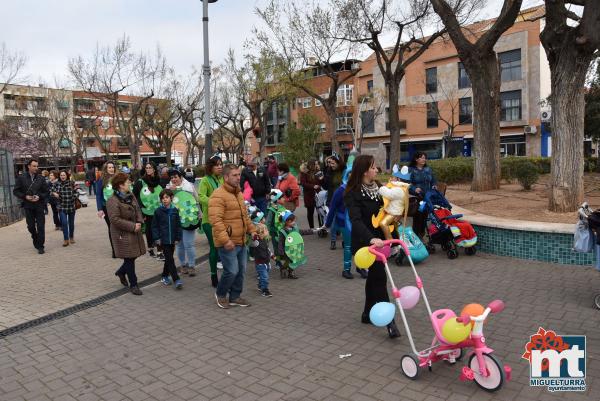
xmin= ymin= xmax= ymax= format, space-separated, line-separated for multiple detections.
xmin=441 ymin=243 xmax=450 ymax=251
xmin=394 ymin=252 xmax=405 ymax=266
xmin=447 ymin=249 xmax=459 ymax=259
xmin=465 ymin=246 xmax=477 ymax=256
xmin=400 ymin=354 xmax=420 ymax=380
xmin=594 ymin=294 xmax=600 ymax=310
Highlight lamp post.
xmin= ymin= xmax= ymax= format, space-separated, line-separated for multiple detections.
xmin=202 ymin=0 xmax=218 ymax=164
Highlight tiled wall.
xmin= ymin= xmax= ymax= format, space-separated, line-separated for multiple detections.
xmin=473 ymin=225 xmax=595 ymax=266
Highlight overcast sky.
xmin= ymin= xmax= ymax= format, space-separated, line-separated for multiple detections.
xmin=1 ymin=0 xmax=543 ymax=88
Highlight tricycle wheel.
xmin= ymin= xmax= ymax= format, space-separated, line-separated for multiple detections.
xmin=468 ymin=353 xmax=505 ymax=392
xmin=447 ymin=249 xmax=459 ymax=259
xmin=465 ymin=246 xmax=476 ymax=256
xmin=400 ymin=354 xmax=420 ymax=380
xmin=594 ymin=294 xmax=600 ymax=310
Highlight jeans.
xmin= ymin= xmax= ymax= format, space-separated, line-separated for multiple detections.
xmin=50 ymin=201 xmax=60 ymax=228
xmin=203 ymin=223 xmax=218 ymax=277
xmin=24 ymin=208 xmax=45 ymax=249
xmin=342 ymin=227 xmax=351 ymax=272
xmin=59 ymin=210 xmax=75 ymax=240
xmin=216 ymin=246 xmax=247 ymax=301
xmin=254 ymin=197 xmax=268 ymax=214
xmin=177 ymin=228 xmax=196 ymax=267
xmin=117 ymin=257 xmax=138 ymax=288
xmin=162 ymin=244 xmax=180 ymax=281
xmin=255 ymin=263 xmax=271 ymax=290
xmin=88 ymin=182 xmax=95 ymax=195
xmin=330 ymin=221 xmax=338 ymax=242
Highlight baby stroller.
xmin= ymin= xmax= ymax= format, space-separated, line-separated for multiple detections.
xmin=577 ymin=202 xmax=600 ymax=309
xmin=315 ymin=189 xmax=329 ymax=238
xmin=421 ymin=189 xmax=477 ymax=259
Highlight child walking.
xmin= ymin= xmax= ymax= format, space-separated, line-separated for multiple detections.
xmin=250 ymin=210 xmax=273 ymax=297
xmin=277 ymin=210 xmax=306 ymax=279
xmin=152 ymin=189 xmax=183 ymax=289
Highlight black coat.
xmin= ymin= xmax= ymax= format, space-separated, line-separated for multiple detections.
xmin=13 ymin=172 xmax=49 ymax=210
xmin=344 ymin=187 xmax=385 ymax=254
xmin=152 ymin=206 xmax=183 ymax=245
xmin=240 ymin=167 xmax=271 ymax=198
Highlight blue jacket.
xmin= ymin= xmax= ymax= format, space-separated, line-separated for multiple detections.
xmin=96 ymin=179 xmax=106 ymax=211
xmin=409 ymin=166 xmax=437 ymax=195
xmin=152 ymin=205 xmax=183 ymax=245
xmin=325 ymin=184 xmax=346 ymax=229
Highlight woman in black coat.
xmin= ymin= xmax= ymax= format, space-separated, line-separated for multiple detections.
xmin=343 ymin=154 xmax=400 ymax=338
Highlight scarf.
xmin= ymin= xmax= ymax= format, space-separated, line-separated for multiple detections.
xmin=361 ymin=181 xmax=381 ymax=201
xmin=116 ymin=190 xmax=135 ymax=205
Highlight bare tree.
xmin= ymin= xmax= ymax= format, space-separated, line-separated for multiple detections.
xmin=335 ymin=0 xmax=447 ymax=166
xmin=171 ymin=70 xmax=204 ymax=165
xmin=0 ymin=43 xmax=26 ymax=94
xmin=540 ymin=1 xmax=600 ymax=212
xmin=253 ymin=0 xmax=361 ymax=154
xmin=68 ymin=36 xmax=163 ymax=170
xmin=430 ymin=0 xmax=523 ymax=191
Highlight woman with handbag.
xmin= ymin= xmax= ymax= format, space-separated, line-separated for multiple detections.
xmin=47 ymin=170 xmax=61 ymax=231
xmin=276 ymin=163 xmax=301 ymax=212
xmin=52 ymin=170 xmax=79 ymax=247
xmin=107 ymin=172 xmax=146 ymax=295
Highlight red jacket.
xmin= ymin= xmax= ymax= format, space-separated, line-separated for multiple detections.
xmin=276 ymin=173 xmax=301 ymax=208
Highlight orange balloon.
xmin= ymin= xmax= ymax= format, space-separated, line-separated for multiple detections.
xmin=460 ymin=303 xmax=485 ymax=328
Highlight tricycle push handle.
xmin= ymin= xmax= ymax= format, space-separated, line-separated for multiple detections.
xmin=368 ymin=239 xmax=410 ymax=261
xmin=487 ymin=300 xmax=505 ymax=314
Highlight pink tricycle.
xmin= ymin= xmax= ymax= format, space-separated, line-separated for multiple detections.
xmin=367 ymin=239 xmax=512 ymax=392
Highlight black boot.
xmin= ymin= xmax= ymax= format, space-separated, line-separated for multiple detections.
xmin=361 ymin=312 xmax=371 ymax=324
xmin=357 ymin=269 xmax=368 ymax=279
xmin=342 ymin=270 xmax=354 ymax=279
xmin=330 ymin=241 xmax=336 ymax=250
xmin=387 ymin=320 xmax=401 ymax=338
xmin=211 ymin=274 xmax=218 ymax=288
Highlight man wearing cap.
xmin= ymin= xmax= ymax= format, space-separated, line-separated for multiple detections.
xmin=209 ymin=164 xmax=257 ymax=309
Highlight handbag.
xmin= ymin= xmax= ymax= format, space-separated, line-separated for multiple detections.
xmin=73 ymin=182 xmax=82 ymax=210
xmin=573 ymin=220 xmax=593 ymax=253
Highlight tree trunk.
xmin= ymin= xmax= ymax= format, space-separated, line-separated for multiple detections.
xmin=165 ymin=142 xmax=173 ymax=167
xmin=468 ymin=53 xmax=501 ymax=191
xmin=387 ymin=84 xmax=401 ymax=169
xmin=548 ymin=52 xmax=588 ymax=212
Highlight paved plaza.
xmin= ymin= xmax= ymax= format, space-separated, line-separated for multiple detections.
xmin=1 ymin=205 xmax=600 ymax=400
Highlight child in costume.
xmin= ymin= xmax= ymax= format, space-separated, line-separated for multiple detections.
xmin=152 ymin=189 xmax=183 ymax=289
xmin=276 ymin=210 xmax=306 ymax=279
xmin=249 ymin=210 xmax=273 ymax=297
xmin=266 ymin=189 xmax=287 ymax=269
xmin=372 ymin=165 xmax=411 ymax=253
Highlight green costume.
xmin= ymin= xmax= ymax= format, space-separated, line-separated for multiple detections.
xmin=103 ymin=183 xmax=114 ymax=201
xmin=139 ymin=182 xmax=162 ymax=216
xmin=172 ymin=190 xmax=200 ymax=228
xmin=280 ymin=228 xmax=306 ymax=269
xmin=198 ymin=174 xmax=224 ymax=282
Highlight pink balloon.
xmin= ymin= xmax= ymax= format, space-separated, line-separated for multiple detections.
xmin=399 ymin=286 xmax=420 ymax=309
xmin=375 ymin=245 xmax=391 ymax=262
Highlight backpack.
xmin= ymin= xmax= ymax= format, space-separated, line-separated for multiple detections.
xmin=280 ymin=228 xmax=306 ymax=269
xmin=267 ymin=204 xmax=286 ymax=235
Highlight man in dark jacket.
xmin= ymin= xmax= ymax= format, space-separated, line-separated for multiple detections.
xmin=13 ymin=158 xmax=49 ymax=254
xmin=240 ymin=158 xmax=271 ymax=214
xmin=85 ymin=167 xmax=96 ymax=195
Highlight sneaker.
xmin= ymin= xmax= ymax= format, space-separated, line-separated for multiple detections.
xmin=37 ymin=247 xmax=45 ymax=254
xmin=215 ymin=293 xmax=229 ymax=309
xmin=188 ymin=267 xmax=196 ymax=277
xmin=248 ymin=256 xmax=255 ymax=262
xmin=161 ymin=276 xmax=172 ymax=286
xmin=229 ymin=297 xmax=251 ymax=307
xmin=157 ymin=253 xmax=165 ymax=261
xmin=342 ymin=270 xmax=354 ymax=279
xmin=148 ymin=249 xmax=156 ymax=258
xmin=261 ymin=289 xmax=273 ymax=297
xmin=216 ymin=262 xmax=223 ymax=270
xmin=175 ymin=280 xmax=183 ymax=289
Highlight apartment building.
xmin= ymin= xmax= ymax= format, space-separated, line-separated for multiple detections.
xmin=356 ymin=6 xmax=550 ymax=168
xmin=0 ymin=84 xmax=189 ymax=169
xmin=253 ymin=6 xmax=553 ymax=168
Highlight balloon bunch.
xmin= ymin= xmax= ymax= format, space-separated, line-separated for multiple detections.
xmin=440 ymin=303 xmax=485 ymax=344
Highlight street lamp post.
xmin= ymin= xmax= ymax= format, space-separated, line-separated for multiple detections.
xmin=202 ymin=0 xmax=218 ymax=164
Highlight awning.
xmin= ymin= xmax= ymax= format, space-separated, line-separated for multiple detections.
xmin=83 ymin=147 xmax=102 ymax=159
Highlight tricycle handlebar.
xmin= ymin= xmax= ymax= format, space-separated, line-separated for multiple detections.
xmin=368 ymin=239 xmax=410 ymax=261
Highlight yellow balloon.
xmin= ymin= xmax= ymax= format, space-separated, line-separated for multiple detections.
xmin=441 ymin=318 xmax=472 ymax=344
xmin=355 ymin=247 xmax=376 ymax=269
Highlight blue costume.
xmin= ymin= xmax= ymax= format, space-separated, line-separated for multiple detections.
xmin=324 ymin=152 xmax=355 ymax=278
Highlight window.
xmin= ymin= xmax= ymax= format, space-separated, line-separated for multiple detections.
xmin=55 ymin=100 xmax=69 ymax=109
xmin=58 ymin=138 xmax=71 ymax=149
xmin=147 ymin=105 xmax=156 ymax=115
xmin=318 ymin=123 xmax=326 ymax=133
xmin=117 ymin=137 xmax=128 ymax=148
xmin=361 ymin=110 xmax=375 ymax=134
xmin=336 ymin=85 xmax=353 ymax=106
xmin=500 ymin=135 xmax=526 ymax=157
xmin=301 ymin=97 xmax=312 ymax=109
xmin=98 ymin=102 xmax=108 ymax=112
xmin=385 ymin=107 xmax=406 ymax=131
xmin=3 ymin=94 xmax=17 ymax=110
xmin=426 ymin=67 xmax=437 ymax=94
xmin=336 ymin=112 xmax=354 ymax=131
xmin=101 ymin=138 xmax=112 ymax=148
xmin=76 ymin=118 xmax=94 ymax=130
xmin=458 ymin=62 xmax=471 ymax=89
xmin=101 ymin=119 xmax=110 ymax=130
xmin=266 ymin=125 xmax=275 ymax=145
xmin=426 ymin=102 xmax=438 ymax=128
xmin=500 ymin=90 xmax=521 ymax=121
xmin=499 ymin=49 xmax=521 ymax=82
xmin=74 ymin=99 xmax=94 ymax=112
xmin=277 ymin=124 xmax=286 ymax=143
xmin=459 ymin=97 xmax=472 ymax=125
xmin=367 ymin=80 xmax=374 ymax=93
xmin=315 ymin=98 xmax=322 ymax=107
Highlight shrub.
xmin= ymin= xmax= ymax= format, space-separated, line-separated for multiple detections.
xmin=512 ymin=161 xmax=539 ymax=190
xmin=428 ymin=157 xmax=474 ymax=184
xmin=585 ymin=157 xmax=597 ymax=173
